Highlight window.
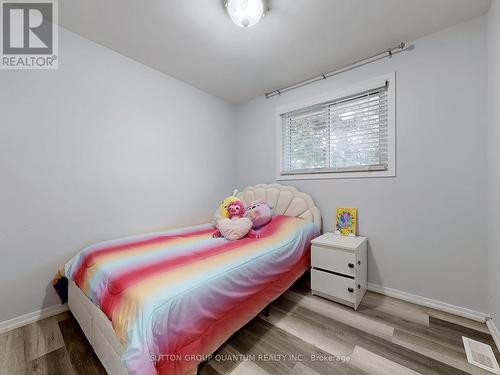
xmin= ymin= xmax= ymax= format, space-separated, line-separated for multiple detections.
xmin=277 ymin=74 xmax=395 ymax=180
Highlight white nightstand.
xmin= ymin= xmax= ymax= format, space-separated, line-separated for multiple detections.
xmin=311 ymin=233 xmax=367 ymax=310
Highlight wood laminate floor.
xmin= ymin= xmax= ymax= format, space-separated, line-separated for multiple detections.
xmin=1 ymin=277 xmax=498 ymax=375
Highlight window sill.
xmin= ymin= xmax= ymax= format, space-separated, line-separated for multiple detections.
xmin=276 ymin=169 xmax=396 ymax=180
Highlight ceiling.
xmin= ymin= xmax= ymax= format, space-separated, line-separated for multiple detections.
xmin=60 ymin=0 xmax=491 ymax=103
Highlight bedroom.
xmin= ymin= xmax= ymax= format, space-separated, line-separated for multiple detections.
xmin=0 ymin=0 xmax=499 ymax=374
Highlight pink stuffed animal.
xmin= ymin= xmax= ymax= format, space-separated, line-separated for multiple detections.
xmin=213 ymin=201 xmax=246 ymax=238
xmin=227 ymin=201 xmax=245 ymax=218
xmin=213 ymin=200 xmax=252 ymax=240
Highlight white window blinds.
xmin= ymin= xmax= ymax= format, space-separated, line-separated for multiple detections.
xmin=281 ymin=82 xmax=389 ymax=175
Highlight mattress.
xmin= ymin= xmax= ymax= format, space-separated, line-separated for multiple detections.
xmin=65 ymin=215 xmax=318 ymax=375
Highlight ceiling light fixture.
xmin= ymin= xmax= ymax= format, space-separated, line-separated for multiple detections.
xmin=225 ymin=0 xmax=267 ymax=28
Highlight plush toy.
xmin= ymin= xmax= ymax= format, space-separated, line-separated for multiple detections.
xmin=213 ymin=194 xmax=252 ymax=241
xmin=213 ymin=190 xmax=240 ymax=222
xmin=226 ymin=200 xmax=245 ymax=218
xmin=245 ymin=200 xmax=273 ymax=238
xmin=218 ymin=196 xmax=240 ymax=219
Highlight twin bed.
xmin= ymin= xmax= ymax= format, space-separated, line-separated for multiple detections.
xmin=65 ymin=184 xmax=321 ymax=375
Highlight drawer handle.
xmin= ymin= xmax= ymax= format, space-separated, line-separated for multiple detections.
xmin=348 ymin=287 xmax=354 ymax=293
xmin=348 ymin=263 xmax=354 ymax=269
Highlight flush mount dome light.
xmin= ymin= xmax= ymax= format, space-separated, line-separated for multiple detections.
xmin=225 ymin=0 xmax=267 ymax=28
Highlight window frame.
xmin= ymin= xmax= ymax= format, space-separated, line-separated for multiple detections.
xmin=276 ymin=73 xmax=396 ymax=180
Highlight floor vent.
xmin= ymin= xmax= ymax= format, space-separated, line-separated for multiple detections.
xmin=462 ymin=336 xmax=500 ymax=374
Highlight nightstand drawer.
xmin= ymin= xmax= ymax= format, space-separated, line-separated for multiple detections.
xmin=311 ymin=269 xmax=356 ymax=303
xmin=311 ymin=244 xmax=356 ymax=276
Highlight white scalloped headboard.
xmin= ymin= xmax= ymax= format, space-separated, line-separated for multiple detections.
xmin=236 ymin=184 xmax=321 ymax=228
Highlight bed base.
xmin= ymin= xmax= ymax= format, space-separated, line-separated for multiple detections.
xmin=68 ymin=280 xmax=129 ymax=375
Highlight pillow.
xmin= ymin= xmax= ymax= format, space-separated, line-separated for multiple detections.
xmin=216 ymin=217 xmax=253 ymax=241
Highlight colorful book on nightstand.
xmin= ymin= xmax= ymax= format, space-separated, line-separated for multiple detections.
xmin=335 ymin=207 xmax=357 ymax=236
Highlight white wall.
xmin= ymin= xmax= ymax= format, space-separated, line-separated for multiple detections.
xmin=0 ymin=28 xmax=235 ymax=322
xmin=488 ymin=0 xmax=500 ymax=325
xmin=235 ymin=17 xmax=488 ymax=313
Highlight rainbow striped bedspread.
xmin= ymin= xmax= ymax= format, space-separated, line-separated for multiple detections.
xmin=64 ymin=215 xmax=318 ymax=375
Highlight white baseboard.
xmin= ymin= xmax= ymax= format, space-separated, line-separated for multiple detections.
xmin=487 ymin=318 xmax=500 ymax=353
xmin=0 ymin=304 xmax=69 ymax=334
xmin=367 ymin=283 xmax=488 ymax=323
